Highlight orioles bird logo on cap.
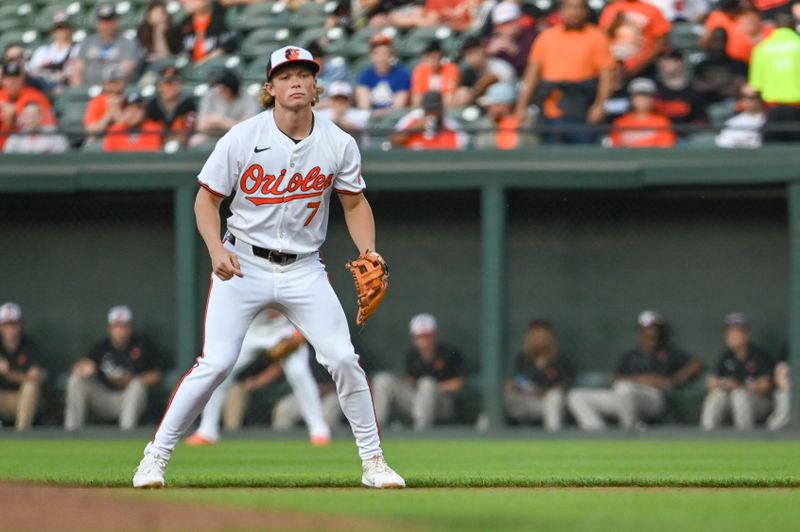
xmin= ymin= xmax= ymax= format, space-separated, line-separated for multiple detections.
xmin=285 ymin=48 xmax=300 ymax=60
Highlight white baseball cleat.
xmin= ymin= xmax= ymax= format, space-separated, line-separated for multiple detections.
xmin=361 ymin=455 xmax=406 ymax=489
xmin=133 ymin=443 xmax=168 ymax=489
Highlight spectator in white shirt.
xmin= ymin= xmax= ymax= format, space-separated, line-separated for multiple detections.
xmin=29 ymin=13 xmax=77 ymax=96
xmin=317 ymin=81 xmax=370 ymax=138
xmin=716 ymin=84 xmax=766 ymax=148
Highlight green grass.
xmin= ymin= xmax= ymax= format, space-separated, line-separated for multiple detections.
xmin=0 ymin=438 xmax=798 ymax=488
xmin=1 ymin=439 xmax=799 ymax=530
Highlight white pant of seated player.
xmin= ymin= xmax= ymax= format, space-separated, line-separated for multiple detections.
xmin=194 ymin=338 xmax=330 ymax=442
xmin=767 ymin=389 xmax=791 ymax=431
xmin=700 ymin=388 xmax=772 ymax=430
xmin=65 ymin=375 xmax=147 ymax=430
xmin=273 ymin=389 xmax=343 ymax=430
xmin=504 ymin=388 xmax=565 ymax=431
xmin=151 ymin=243 xmax=381 ymax=461
xmin=567 ymin=381 xmax=665 ymax=430
xmin=371 ymin=373 xmax=455 ymax=429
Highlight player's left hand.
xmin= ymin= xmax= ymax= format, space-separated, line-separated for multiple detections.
xmin=346 ymin=250 xmax=389 ymax=326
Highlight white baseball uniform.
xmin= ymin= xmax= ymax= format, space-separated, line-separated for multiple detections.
xmin=150 ymin=109 xmax=382 ymax=461
xmin=193 ymin=309 xmax=330 ymax=442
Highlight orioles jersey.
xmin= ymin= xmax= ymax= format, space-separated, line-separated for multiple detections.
xmin=197 ymin=109 xmax=364 ymax=254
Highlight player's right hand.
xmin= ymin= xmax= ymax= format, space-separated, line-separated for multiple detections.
xmin=211 ymin=246 xmax=243 ymax=281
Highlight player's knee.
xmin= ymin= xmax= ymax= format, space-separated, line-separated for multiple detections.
xmin=612 ymin=381 xmax=634 ymax=397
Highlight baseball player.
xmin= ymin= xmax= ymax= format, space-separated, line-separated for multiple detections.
xmin=134 ymin=45 xmax=404 ymax=489
xmin=700 ymin=313 xmax=775 ymax=430
xmin=185 ymin=308 xmax=332 ymax=446
xmin=567 ymin=311 xmax=702 ymax=430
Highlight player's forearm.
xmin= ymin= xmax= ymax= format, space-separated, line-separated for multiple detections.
xmin=137 ymin=370 xmax=162 ymax=387
xmin=341 ymin=194 xmax=376 ymax=254
xmin=194 ymin=189 xmax=225 ymax=255
xmin=439 ymin=377 xmax=465 ymax=392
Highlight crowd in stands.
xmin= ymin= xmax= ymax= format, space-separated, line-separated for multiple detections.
xmin=0 ymin=301 xmax=792 ymax=432
xmin=0 ymin=0 xmax=799 ymax=153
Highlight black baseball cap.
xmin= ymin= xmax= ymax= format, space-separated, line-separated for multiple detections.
xmin=422 ymin=91 xmax=443 ymax=111
xmin=423 ymin=40 xmax=443 ymax=55
xmin=211 ymin=68 xmax=240 ymax=93
xmin=460 ymin=36 xmax=482 ymax=54
xmin=723 ymin=312 xmax=749 ymax=329
xmin=97 ymin=3 xmax=118 ymax=20
xmin=2 ymin=60 xmax=23 ymax=77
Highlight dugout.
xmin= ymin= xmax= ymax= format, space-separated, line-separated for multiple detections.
xmin=0 ymin=147 xmax=798 ymax=428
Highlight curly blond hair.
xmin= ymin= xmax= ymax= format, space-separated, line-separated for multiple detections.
xmin=258 ymin=85 xmax=324 ymax=109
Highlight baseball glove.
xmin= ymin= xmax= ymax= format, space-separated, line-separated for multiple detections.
xmin=266 ymin=337 xmax=302 ymax=362
xmin=345 ymin=250 xmax=389 ymax=326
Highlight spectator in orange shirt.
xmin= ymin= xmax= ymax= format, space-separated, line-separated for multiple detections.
xmin=411 ymin=41 xmax=461 ymax=108
xmin=599 ymin=0 xmax=671 ymax=77
xmin=515 ymin=0 xmax=615 ymax=144
xmin=176 ymin=0 xmax=236 ymax=64
xmin=391 ymin=91 xmax=467 ymax=150
xmin=387 ymin=0 xmax=478 ymax=31
xmin=145 ymin=66 xmax=197 ymax=146
xmin=84 ymin=65 xmax=127 ymax=140
xmin=610 ymin=77 xmax=676 ymax=148
xmin=705 ymin=3 xmax=773 ymax=63
xmin=103 ymin=93 xmax=163 ymax=152
xmin=0 ymin=60 xmax=56 ymax=150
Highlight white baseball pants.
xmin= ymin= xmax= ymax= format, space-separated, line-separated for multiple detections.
xmin=151 ymin=240 xmax=382 ymax=460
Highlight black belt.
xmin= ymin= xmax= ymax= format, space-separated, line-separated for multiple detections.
xmin=226 ymin=234 xmax=298 ymax=265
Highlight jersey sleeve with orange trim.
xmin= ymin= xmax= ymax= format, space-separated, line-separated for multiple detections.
xmin=333 ymin=135 xmax=365 ymax=195
xmin=196 ymin=130 xmax=241 ymax=197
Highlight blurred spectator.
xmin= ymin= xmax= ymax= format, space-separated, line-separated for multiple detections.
xmin=411 ymin=41 xmax=461 ymax=108
xmin=504 ymin=320 xmax=572 ymax=431
xmin=603 ymin=61 xmax=631 ymax=123
xmin=700 ymin=313 xmax=774 ymax=430
xmin=189 ymin=69 xmax=259 ymax=147
xmin=0 ymin=303 xmax=44 ymax=430
xmin=307 ymin=41 xmax=348 ymax=92
xmin=515 ymin=0 xmax=615 ymax=144
xmin=317 ymin=81 xmax=370 ymax=136
xmin=372 ymin=314 xmax=465 ymax=429
xmin=176 ymin=0 xmax=237 ymax=64
xmin=473 ymin=83 xmax=537 ymax=149
xmin=454 ymin=36 xmax=517 ymax=107
xmin=485 ymin=2 xmax=537 ymax=76
xmin=29 ymin=14 xmax=77 ymax=96
xmin=749 ymin=14 xmax=800 ymax=143
xmin=0 ymin=60 xmax=56 ymax=151
xmin=392 ymin=0 xmax=479 ymax=32
xmin=3 ymin=103 xmax=69 ymax=154
xmin=3 ymin=43 xmax=50 ymax=95
xmin=653 ymin=50 xmax=706 ymax=132
xmin=103 ymin=93 xmax=164 ymax=152
xmin=609 ymin=77 xmax=676 ymax=147
xmin=752 ymin=0 xmax=794 ymax=22
xmin=766 ymin=346 xmax=790 ymax=430
xmin=65 ymin=306 xmax=163 ymax=430
xmin=599 ymin=0 xmax=671 ymax=77
xmin=217 ymin=354 xmax=285 ymax=432
xmin=794 ymin=0 xmax=800 ymax=30
xmin=137 ymin=0 xmax=183 ymax=61
xmin=568 ymin=311 xmax=701 ymax=430
xmin=645 ymin=0 xmax=709 ymax=22
xmin=145 ymin=66 xmax=197 ymax=146
xmin=705 ymin=4 xmax=773 ymax=63
xmin=693 ymin=28 xmax=749 ymax=106
xmin=715 ymin=84 xmax=766 ymax=148
xmin=83 ymin=65 xmax=127 ymax=139
xmin=71 ymin=3 xmax=141 ymax=87
xmin=391 ymin=91 xmax=467 ymax=149
xmin=355 ymin=35 xmax=411 ymax=116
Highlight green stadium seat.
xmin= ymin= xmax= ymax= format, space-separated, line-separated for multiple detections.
xmin=287 ymin=4 xmax=328 ymax=31
xmin=296 ymin=26 xmax=346 ymax=50
xmin=0 ymin=4 xmax=34 ymax=33
xmin=229 ymin=2 xmax=291 ymax=31
xmin=327 ymin=34 xmax=371 ymax=59
xmin=34 ymin=3 xmax=85 ymax=33
xmin=183 ymin=55 xmax=243 ymax=82
xmin=239 ymin=27 xmax=293 ymax=58
xmin=54 ymin=85 xmax=92 ymax=116
xmin=669 ymin=22 xmax=703 ymax=52
xmin=0 ymin=29 xmax=40 ymax=55
xmin=687 ymin=132 xmax=719 ymax=147
xmin=243 ymin=56 xmax=270 ymax=81
xmin=394 ymin=27 xmax=454 ymax=58
xmin=707 ymin=100 xmax=737 ymax=127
